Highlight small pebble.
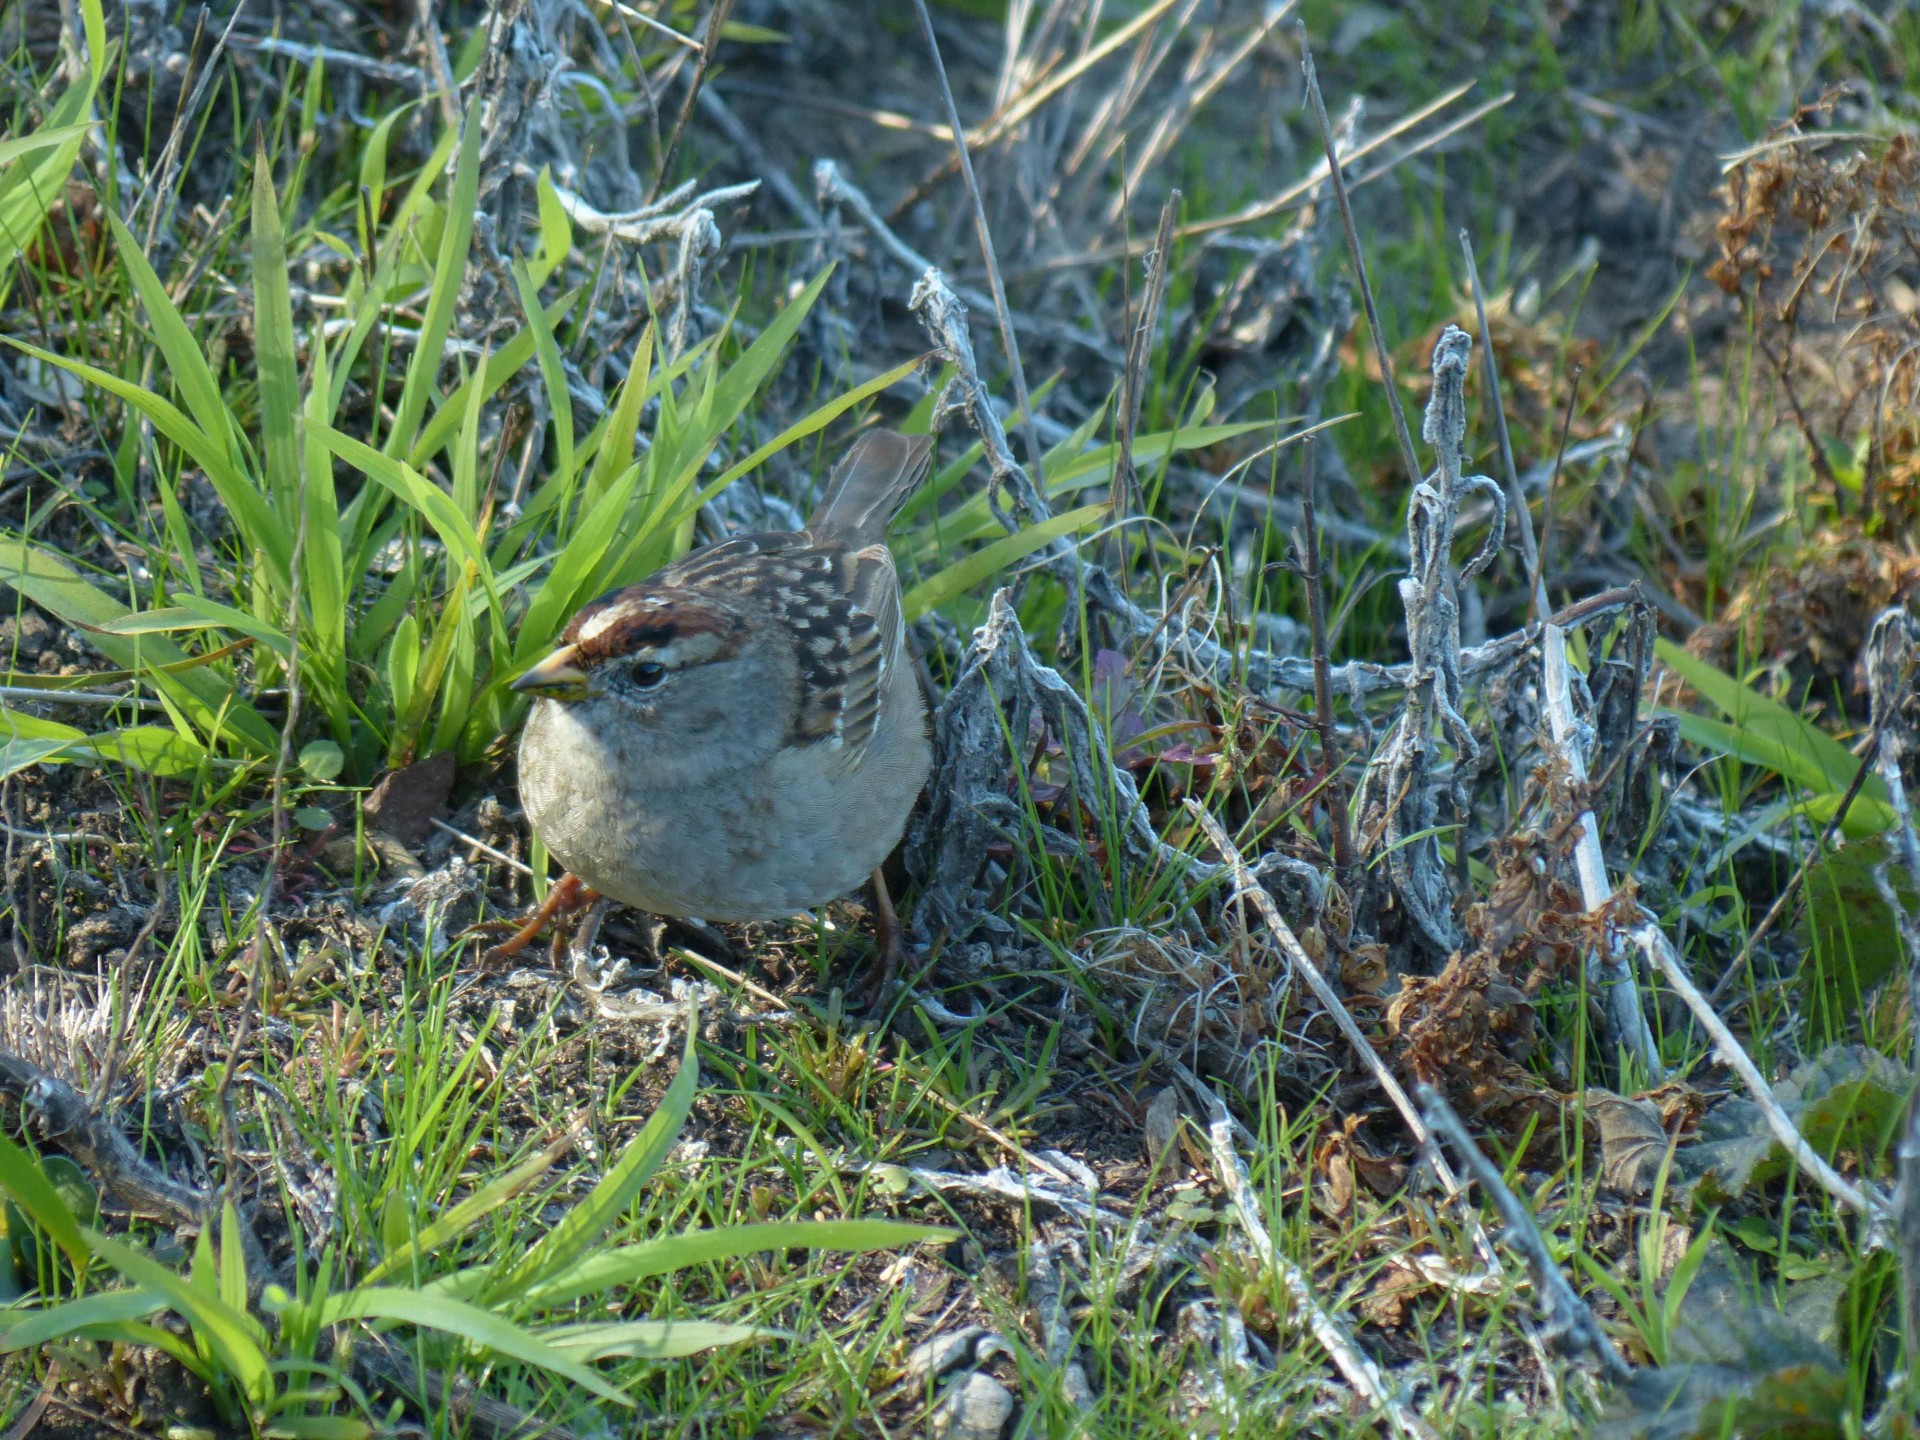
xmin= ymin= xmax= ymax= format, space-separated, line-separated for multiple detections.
xmin=929 ymin=1372 xmax=1014 ymax=1440
xmin=905 ymin=1326 xmax=986 ymax=1387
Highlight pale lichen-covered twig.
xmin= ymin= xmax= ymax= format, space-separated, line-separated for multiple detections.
xmin=817 ymin=164 xmax=1121 ymax=361
xmin=911 ymin=268 xmax=1599 ymax=710
xmin=540 ymin=176 xmax=756 ymax=357
xmin=0 ymin=1049 xmax=211 ymax=1226
xmin=1861 ymin=608 xmax=1920 ymax=1019
xmin=1195 ymin=1072 xmax=1439 ymax=1440
xmin=1357 ymin=327 xmax=1504 ymax=955
xmin=1632 ymin=917 xmax=1892 ymax=1230
xmin=1541 ymin=624 xmax=1664 ymax=1077
xmin=1418 ymin=1084 xmax=1633 ymax=1386
xmin=908 ymin=591 xmax=1215 ymax=941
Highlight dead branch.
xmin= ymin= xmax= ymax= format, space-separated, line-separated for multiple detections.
xmin=1541 ymin=625 xmax=1663 ymax=1077
xmin=1418 ymin=1084 xmax=1633 ymax=1386
xmin=1196 ymin=1074 xmax=1438 ymax=1440
xmin=1356 ymin=326 xmax=1504 ymax=956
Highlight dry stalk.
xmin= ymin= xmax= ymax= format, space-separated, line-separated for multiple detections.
xmin=1457 ymin=233 xmax=1661 ymax=1072
xmin=910 ymin=0 xmax=1047 ymax=479
xmin=1301 ymin=35 xmax=1420 ymax=491
xmin=815 ymin=163 xmax=1118 ymax=360
xmin=1631 ymin=916 xmax=1891 ymax=1232
xmin=1194 ymin=1075 xmax=1438 ymax=1440
xmin=1418 ymin=1085 xmax=1633 ymax=1386
xmin=1358 ymin=327 xmax=1504 ymax=956
xmin=1298 ymin=436 xmax=1355 ymax=882
xmin=648 ymin=0 xmax=735 ymax=203
xmin=1541 ymin=625 xmax=1664 ymax=1078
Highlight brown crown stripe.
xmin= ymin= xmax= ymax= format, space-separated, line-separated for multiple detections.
xmin=561 ymin=587 xmax=742 ymax=662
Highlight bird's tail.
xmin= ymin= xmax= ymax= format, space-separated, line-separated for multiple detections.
xmin=806 ymin=429 xmax=935 ymax=545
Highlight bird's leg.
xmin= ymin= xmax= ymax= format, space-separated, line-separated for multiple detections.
xmin=476 ymin=873 xmax=598 ymax=964
xmin=564 ymin=895 xmax=622 ymax=990
xmin=862 ymin=867 xmax=908 ymax=1018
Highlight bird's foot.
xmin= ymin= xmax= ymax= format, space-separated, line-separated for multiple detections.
xmin=472 ymin=873 xmax=599 ymax=965
xmin=861 ymin=867 xmax=910 ymax=1023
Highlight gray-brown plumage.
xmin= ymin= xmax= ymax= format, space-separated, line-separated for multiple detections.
xmin=511 ymin=430 xmax=934 ymax=922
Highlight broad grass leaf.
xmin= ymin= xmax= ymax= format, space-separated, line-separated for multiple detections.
xmin=537 ymin=1319 xmax=773 ymax=1360
xmin=387 ymin=92 xmax=482 ymax=459
xmin=316 ymin=1287 xmax=630 ymax=1406
xmin=0 ymin=539 xmax=274 ymax=754
xmin=0 ymin=342 xmax=286 ymax=594
xmin=84 ymin=1229 xmax=272 ymax=1403
xmin=250 ymin=146 xmax=301 ymax=530
xmin=0 ymin=1130 xmax=89 ymax=1273
xmin=523 ymin=1220 xmax=959 ymax=1309
xmin=904 ymin=503 xmax=1109 ymax=621
xmin=103 ymin=211 xmax=241 ymax=483
xmin=484 ymin=1019 xmax=697 ymax=1303
xmin=530 ymin=165 xmax=572 ymax=286
xmin=0 ymin=1288 xmax=164 ymax=1352
xmin=1657 ymin=641 xmax=1889 ymax=832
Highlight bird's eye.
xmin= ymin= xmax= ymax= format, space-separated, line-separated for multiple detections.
xmin=631 ymin=661 xmax=667 ymax=690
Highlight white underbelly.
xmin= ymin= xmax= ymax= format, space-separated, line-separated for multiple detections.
xmin=520 ymin=700 xmax=929 ymax=920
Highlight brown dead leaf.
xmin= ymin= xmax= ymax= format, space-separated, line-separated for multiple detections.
xmin=1315 ymin=1117 xmax=1359 ymax=1219
xmin=1584 ymin=1089 xmax=1672 ymax=1197
xmin=1359 ymin=1260 xmax=1429 ymax=1329
xmin=1144 ymin=1086 xmax=1182 ymax=1168
xmin=1340 ymin=942 xmax=1389 ymax=995
xmin=363 ymin=751 xmax=458 ymax=847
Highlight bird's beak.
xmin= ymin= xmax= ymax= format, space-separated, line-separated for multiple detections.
xmin=512 ymin=645 xmax=590 ymax=700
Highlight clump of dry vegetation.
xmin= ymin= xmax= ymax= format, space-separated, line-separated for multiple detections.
xmin=0 ymin=2 xmax=1912 ymax=1438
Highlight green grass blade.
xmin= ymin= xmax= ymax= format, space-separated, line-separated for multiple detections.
xmin=1657 ymin=639 xmax=1891 ymax=833
xmin=84 ymin=1229 xmax=272 ymax=1403
xmin=302 ymin=338 xmax=347 ymax=685
xmin=583 ymin=326 xmax=653 ymax=514
xmin=523 ymin=1220 xmax=958 ymax=1309
xmin=406 ymin=288 xmax=584 ymax=471
xmin=315 ymin=426 xmax=492 ymax=584
xmin=536 ymin=1319 xmax=772 ymax=1360
xmin=387 ymin=93 xmax=481 ymax=458
xmin=484 ymin=1022 xmax=698 ymax=1303
xmin=101 ymin=599 xmax=294 ymax=660
xmin=530 ymin=165 xmax=572 ymax=286
xmin=512 ymin=257 xmax=573 ymax=495
xmin=103 ymin=210 xmax=240 ymax=475
xmin=363 ymin=1131 xmax=576 ymax=1288
xmin=0 ymin=1129 xmax=90 ymax=1272
xmin=0 ymin=340 xmax=288 ymax=592
xmin=317 ymin=1287 xmax=631 ymax=1406
xmin=0 ymin=1288 xmax=164 ymax=1352
xmin=0 ymin=126 xmax=90 ymax=171
xmin=0 ymin=537 xmax=276 ymax=753
xmin=903 ymin=503 xmax=1109 ymax=621
xmin=250 ymin=145 xmax=301 ymax=531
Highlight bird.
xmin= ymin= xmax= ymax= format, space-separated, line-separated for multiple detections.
xmin=493 ymin=429 xmax=936 ymax=991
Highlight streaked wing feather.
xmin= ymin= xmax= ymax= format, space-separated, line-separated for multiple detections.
xmin=654 ymin=530 xmax=898 ymax=767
